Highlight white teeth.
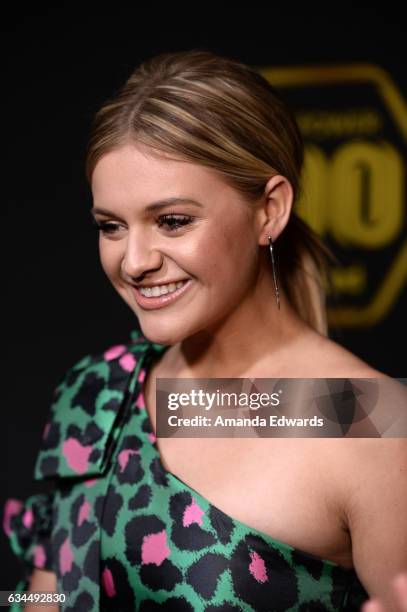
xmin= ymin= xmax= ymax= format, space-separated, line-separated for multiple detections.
xmin=139 ymin=280 xmax=187 ymax=297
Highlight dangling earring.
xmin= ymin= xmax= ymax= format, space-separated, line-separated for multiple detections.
xmin=268 ymin=235 xmax=280 ymax=310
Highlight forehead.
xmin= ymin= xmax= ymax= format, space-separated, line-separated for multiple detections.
xmin=91 ymin=143 xmax=236 ymax=209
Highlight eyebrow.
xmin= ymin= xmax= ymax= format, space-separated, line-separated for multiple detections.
xmin=91 ymin=197 xmax=204 ymax=216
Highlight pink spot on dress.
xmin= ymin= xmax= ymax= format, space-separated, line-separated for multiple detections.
xmin=3 ymin=499 xmax=23 ymax=537
xmin=33 ymin=544 xmax=46 ymax=568
xmin=104 ymin=345 xmax=127 ymax=361
xmin=249 ymin=550 xmax=268 ymax=583
xmin=119 ymin=353 xmax=136 ymax=372
xmin=141 ymin=530 xmax=170 ymax=566
xmin=102 ymin=567 xmax=116 ymax=598
xmin=183 ymin=497 xmax=205 ymax=527
xmin=62 ymin=438 xmax=93 ymax=474
xmin=59 ymin=538 xmax=74 ymax=575
xmin=77 ymin=499 xmax=91 ymax=526
xmin=118 ymin=449 xmax=139 ymax=472
xmin=22 ymin=508 xmax=34 ymax=529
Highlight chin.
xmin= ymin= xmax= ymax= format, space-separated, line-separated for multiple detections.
xmin=136 ymin=320 xmax=187 ymax=347
xmin=138 ymin=311 xmax=214 ymax=347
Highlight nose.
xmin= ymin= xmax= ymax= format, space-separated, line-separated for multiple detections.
xmin=120 ymin=229 xmax=163 ymax=282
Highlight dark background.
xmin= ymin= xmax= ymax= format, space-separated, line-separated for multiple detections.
xmin=3 ymin=5 xmax=406 ymax=590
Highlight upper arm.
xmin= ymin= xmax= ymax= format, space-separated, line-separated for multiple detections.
xmin=24 ymin=569 xmax=58 ymax=612
xmin=346 ymin=439 xmax=407 ymax=607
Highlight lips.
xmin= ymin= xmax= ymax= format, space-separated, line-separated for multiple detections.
xmin=132 ymin=279 xmax=193 ymax=310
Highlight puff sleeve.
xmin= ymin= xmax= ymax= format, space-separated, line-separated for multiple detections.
xmin=2 ymin=330 xmax=146 ymax=608
xmin=1 ymin=353 xmax=91 ymax=607
xmin=3 ymin=492 xmax=55 ymax=609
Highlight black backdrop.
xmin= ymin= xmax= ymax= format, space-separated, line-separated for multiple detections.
xmin=3 ymin=5 xmax=406 ymax=592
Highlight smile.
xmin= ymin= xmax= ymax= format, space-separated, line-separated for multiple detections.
xmin=132 ymin=279 xmax=192 ymax=310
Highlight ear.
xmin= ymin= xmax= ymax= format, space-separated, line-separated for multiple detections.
xmin=256 ymin=175 xmax=294 ymax=245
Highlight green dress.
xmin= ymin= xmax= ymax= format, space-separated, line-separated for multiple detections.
xmin=3 ymin=328 xmax=369 ymax=611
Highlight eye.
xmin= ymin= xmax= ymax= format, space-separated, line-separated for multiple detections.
xmin=90 ymin=214 xmax=194 ymax=235
xmin=91 ymin=219 xmax=122 ymax=235
xmin=157 ymin=214 xmax=193 ymax=232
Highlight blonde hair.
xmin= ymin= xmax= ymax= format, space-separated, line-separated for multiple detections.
xmin=85 ymin=49 xmax=337 ymax=335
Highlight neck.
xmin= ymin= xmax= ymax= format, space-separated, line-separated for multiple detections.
xmin=162 ymin=273 xmax=316 ymax=378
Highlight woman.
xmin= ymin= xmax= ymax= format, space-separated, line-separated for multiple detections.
xmin=4 ymin=50 xmax=406 ymax=611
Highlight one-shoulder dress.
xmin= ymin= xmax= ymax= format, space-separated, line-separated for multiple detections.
xmin=3 ymin=328 xmax=369 ymax=611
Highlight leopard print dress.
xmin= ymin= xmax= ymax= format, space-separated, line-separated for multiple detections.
xmin=3 ymin=329 xmax=369 ymax=611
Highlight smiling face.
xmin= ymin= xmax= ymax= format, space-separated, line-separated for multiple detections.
xmin=90 ymin=142 xmax=266 ymax=346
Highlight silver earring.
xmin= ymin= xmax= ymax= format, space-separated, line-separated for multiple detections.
xmin=268 ymin=235 xmax=280 ymax=310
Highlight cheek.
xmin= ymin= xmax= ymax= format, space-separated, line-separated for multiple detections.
xmin=99 ymin=241 xmax=120 ymax=281
xmin=208 ymin=223 xmax=257 ymax=276
xmin=180 ymin=233 xmax=226 ymax=280
xmin=187 ymin=227 xmax=257 ymax=296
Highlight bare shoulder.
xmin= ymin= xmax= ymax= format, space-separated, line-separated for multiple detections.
xmin=294 ymin=327 xmax=400 ymax=491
